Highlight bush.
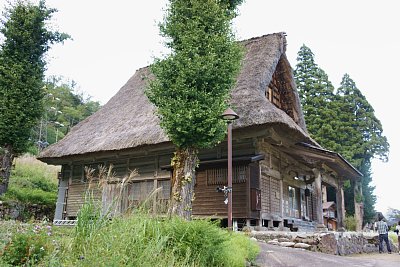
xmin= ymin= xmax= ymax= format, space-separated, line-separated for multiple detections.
xmin=221 ymin=232 xmax=260 ymax=266
xmin=59 ymin=200 xmax=259 ymax=267
xmin=344 ymin=215 xmax=357 ymax=231
xmin=1 ymin=221 xmax=54 ymax=266
xmin=4 ymin=187 xmax=57 ymax=206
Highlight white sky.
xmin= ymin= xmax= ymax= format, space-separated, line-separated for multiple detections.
xmin=1 ymin=0 xmax=399 ymax=213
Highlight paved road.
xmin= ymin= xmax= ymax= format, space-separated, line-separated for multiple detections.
xmin=255 ymin=242 xmax=400 ymax=267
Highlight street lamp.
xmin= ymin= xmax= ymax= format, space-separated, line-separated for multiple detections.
xmin=221 ymin=107 xmax=239 ymax=230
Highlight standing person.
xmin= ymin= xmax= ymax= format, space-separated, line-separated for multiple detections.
xmin=395 ymin=221 xmax=400 ymax=255
xmin=376 ymin=214 xmax=392 ymax=254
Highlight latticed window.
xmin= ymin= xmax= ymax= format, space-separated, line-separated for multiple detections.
xmin=206 ymin=165 xmax=247 ymax=185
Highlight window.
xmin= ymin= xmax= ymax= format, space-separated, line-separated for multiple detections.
xmin=131 ymin=180 xmax=153 ymax=201
xmin=206 ymin=165 xmax=247 ymax=185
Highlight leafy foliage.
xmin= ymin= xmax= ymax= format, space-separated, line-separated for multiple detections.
xmin=344 ymin=215 xmax=357 ymax=231
xmin=147 ymin=0 xmax=243 ymax=149
xmin=294 ymin=45 xmax=389 ymax=223
xmin=1 ymin=221 xmax=54 ymax=266
xmin=31 ymin=77 xmax=101 ymax=151
xmin=146 ymin=0 xmax=243 ymax=219
xmin=0 ymin=0 xmax=69 ymax=154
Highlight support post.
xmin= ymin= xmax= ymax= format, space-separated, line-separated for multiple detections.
xmin=227 ymin=122 xmax=233 ymax=230
xmin=313 ymin=168 xmax=327 ymax=231
xmin=336 ymin=178 xmax=346 ymax=231
xmin=354 ymin=180 xmax=364 ymax=231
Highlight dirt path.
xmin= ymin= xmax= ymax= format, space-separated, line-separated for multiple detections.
xmin=255 ymin=242 xmax=400 ymax=267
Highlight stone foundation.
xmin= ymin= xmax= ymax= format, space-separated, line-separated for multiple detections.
xmin=251 ymin=230 xmax=398 ymax=255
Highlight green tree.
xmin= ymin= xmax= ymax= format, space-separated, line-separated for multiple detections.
xmin=294 ymin=45 xmax=340 ymax=151
xmin=147 ymin=0 xmax=243 ymax=219
xmin=337 ymin=74 xmax=389 ymax=222
xmin=294 ymin=45 xmax=389 ymax=224
xmin=31 ymin=77 xmax=101 ymax=153
xmin=0 ymin=0 xmax=69 ymax=194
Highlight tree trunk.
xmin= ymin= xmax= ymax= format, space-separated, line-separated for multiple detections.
xmin=0 ymin=144 xmax=14 ymax=195
xmin=169 ymin=147 xmax=198 ymax=220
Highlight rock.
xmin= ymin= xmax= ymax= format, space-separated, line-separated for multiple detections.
xmin=295 ymin=233 xmax=308 ymax=239
xmin=278 ymin=237 xmax=291 ymax=242
xmin=279 ymin=242 xmax=295 ymax=247
xmin=250 ymin=237 xmax=257 ymax=242
xmin=267 ymin=240 xmax=280 ymax=245
xmin=254 ymin=226 xmax=268 ymax=231
xmin=294 ymin=243 xmax=311 ymax=249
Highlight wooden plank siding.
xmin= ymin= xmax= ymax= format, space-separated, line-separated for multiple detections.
xmin=261 ymin=175 xmax=281 ymax=218
xmin=192 ymin=169 xmax=248 ymax=218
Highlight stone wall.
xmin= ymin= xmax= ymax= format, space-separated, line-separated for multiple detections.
xmin=0 ymin=201 xmax=54 ymax=222
xmin=251 ymin=230 xmax=398 ymax=255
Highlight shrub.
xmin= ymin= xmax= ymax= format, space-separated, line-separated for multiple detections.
xmin=161 ymin=217 xmax=228 ymax=266
xmin=344 ymin=215 xmax=357 ymax=231
xmin=1 ymin=221 xmax=54 ymax=266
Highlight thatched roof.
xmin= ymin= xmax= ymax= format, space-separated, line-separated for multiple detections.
xmin=39 ymin=32 xmax=311 ymax=163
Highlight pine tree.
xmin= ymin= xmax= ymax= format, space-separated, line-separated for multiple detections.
xmin=146 ymin=0 xmax=243 ymax=219
xmin=0 ymin=0 xmax=69 ymax=194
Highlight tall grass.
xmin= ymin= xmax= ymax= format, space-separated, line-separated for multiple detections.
xmin=62 ymin=167 xmax=260 ymax=266
xmin=62 ymin=206 xmax=259 ymax=267
xmin=1 ymin=163 xmax=259 ymax=266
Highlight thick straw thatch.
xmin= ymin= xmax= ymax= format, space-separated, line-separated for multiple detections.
xmin=39 ymin=33 xmax=311 ymax=162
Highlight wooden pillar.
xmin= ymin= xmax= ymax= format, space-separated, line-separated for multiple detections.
xmin=280 ymin=179 xmax=284 ymax=218
xmin=312 ymin=168 xmax=326 ymax=230
xmin=353 ymin=180 xmax=364 ymax=231
xmin=336 ymin=178 xmax=345 ymax=231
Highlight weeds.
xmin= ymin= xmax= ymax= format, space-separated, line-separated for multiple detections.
xmin=1 ymin=220 xmax=54 ymax=266
xmin=0 ymin=163 xmax=259 ymax=266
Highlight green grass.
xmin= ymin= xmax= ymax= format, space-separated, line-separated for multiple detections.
xmin=62 ymin=200 xmax=259 ymax=267
xmin=389 ymin=232 xmax=398 ymax=249
xmin=0 ymin=207 xmax=259 ymax=266
xmin=0 ymin=155 xmax=59 ymax=206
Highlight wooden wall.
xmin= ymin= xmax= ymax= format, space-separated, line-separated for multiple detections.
xmin=192 ymin=166 xmax=248 ymax=219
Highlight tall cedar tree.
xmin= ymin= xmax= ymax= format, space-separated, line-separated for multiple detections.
xmin=293 ymin=45 xmax=340 ymax=151
xmin=147 ymin=0 xmax=243 ymax=219
xmin=0 ymin=0 xmax=68 ymax=194
xmin=337 ymin=74 xmax=388 ymax=222
xmin=294 ymin=46 xmax=389 ymax=223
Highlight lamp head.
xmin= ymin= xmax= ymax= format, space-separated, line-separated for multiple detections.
xmin=221 ymin=107 xmax=239 ymax=121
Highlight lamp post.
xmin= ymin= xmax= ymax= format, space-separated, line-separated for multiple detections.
xmin=221 ymin=107 xmax=239 ymax=230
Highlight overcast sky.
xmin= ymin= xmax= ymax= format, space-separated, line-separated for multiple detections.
xmin=2 ymin=0 xmax=399 ymax=213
